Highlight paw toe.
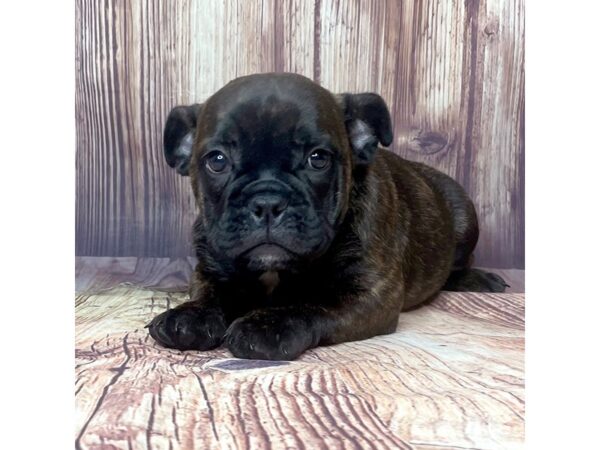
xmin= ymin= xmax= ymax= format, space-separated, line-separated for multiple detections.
xmin=147 ymin=308 xmax=226 ymax=351
xmin=225 ymin=314 xmax=311 ymax=361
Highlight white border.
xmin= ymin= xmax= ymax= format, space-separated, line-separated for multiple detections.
xmin=527 ymin=1 xmax=600 ymax=448
xmin=0 ymin=1 xmax=74 ymax=448
xmin=1 ymin=1 xmax=599 ymax=447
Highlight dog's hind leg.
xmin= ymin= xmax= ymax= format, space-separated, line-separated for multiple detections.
xmin=443 ymin=268 xmax=508 ymax=292
xmin=410 ymin=162 xmax=509 ymax=293
xmin=442 ymin=198 xmax=509 ymax=293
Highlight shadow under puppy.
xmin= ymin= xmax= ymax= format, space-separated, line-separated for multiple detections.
xmin=147 ymin=73 xmax=507 ymax=360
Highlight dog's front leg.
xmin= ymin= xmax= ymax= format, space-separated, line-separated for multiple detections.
xmin=147 ymin=269 xmax=227 ymax=351
xmin=225 ymin=292 xmax=401 ymax=360
xmin=224 ymin=305 xmax=323 ymax=360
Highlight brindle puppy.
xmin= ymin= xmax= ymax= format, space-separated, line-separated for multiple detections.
xmin=147 ymin=73 xmax=507 ymax=360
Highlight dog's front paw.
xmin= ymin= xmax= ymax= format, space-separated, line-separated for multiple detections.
xmin=225 ymin=309 xmax=318 ymax=360
xmin=147 ymin=306 xmax=226 ymax=351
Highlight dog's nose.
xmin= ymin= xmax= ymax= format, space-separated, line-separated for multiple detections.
xmin=249 ymin=194 xmax=289 ymax=224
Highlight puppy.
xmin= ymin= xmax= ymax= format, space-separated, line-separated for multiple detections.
xmin=147 ymin=73 xmax=506 ymax=360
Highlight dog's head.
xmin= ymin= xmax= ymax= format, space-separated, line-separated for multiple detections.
xmin=163 ymin=73 xmax=392 ymax=275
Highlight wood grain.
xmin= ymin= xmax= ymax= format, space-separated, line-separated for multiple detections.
xmin=76 ymin=0 xmax=525 ymax=268
xmin=75 ymin=272 xmax=524 ymax=449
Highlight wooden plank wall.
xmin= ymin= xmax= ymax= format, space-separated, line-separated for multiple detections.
xmin=76 ymin=0 xmax=525 ymax=268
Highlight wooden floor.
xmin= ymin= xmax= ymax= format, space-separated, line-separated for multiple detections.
xmin=75 ymin=257 xmax=524 ymax=450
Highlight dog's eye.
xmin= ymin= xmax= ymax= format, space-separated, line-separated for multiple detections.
xmin=307 ymin=149 xmax=331 ymax=170
xmin=205 ymin=151 xmax=231 ymax=174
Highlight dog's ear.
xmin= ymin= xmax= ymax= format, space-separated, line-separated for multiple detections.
xmin=337 ymin=93 xmax=393 ymax=165
xmin=163 ymin=103 xmax=203 ymax=176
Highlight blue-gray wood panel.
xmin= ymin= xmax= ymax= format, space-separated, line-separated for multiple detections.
xmin=75 ymin=0 xmax=524 ymax=268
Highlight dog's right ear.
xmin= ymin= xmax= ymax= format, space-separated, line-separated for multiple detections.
xmin=163 ymin=104 xmax=203 ymax=176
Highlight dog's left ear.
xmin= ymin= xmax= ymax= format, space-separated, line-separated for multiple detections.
xmin=337 ymin=93 xmax=393 ymax=165
xmin=163 ymin=103 xmax=203 ymax=176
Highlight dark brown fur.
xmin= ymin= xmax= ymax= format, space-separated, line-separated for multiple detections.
xmin=147 ymin=73 xmax=506 ymax=360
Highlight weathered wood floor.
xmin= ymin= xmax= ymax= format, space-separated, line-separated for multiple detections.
xmin=76 ymin=257 xmax=524 ymax=450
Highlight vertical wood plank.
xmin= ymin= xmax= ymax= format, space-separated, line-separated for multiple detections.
xmin=467 ymin=0 xmax=525 ymax=268
xmin=76 ymin=0 xmax=197 ymax=257
xmin=318 ymin=0 xmax=389 ymax=93
xmin=391 ymin=0 xmax=469 ymax=183
xmin=280 ymin=0 xmax=315 ymax=77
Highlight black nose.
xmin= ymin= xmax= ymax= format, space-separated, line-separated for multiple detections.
xmin=249 ymin=193 xmax=289 ymax=223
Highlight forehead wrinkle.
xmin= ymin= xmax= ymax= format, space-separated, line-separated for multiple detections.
xmin=225 ymin=98 xmax=315 ymax=147
xmin=201 ymin=77 xmax=346 ymax=158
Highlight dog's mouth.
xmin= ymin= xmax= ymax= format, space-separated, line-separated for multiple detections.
xmin=241 ymin=243 xmax=298 ymax=271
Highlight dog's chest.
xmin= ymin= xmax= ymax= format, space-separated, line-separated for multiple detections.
xmin=258 ymin=270 xmax=280 ymax=296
